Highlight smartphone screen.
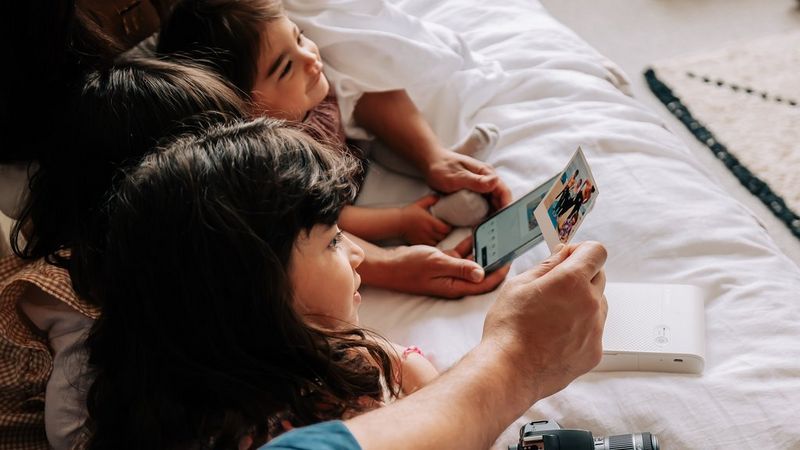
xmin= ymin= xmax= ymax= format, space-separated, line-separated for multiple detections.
xmin=473 ymin=175 xmax=557 ymax=271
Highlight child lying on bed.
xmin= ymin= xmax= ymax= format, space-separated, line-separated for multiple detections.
xmin=82 ymin=117 xmax=439 ymax=449
xmin=156 ymin=0 xmax=512 ymax=245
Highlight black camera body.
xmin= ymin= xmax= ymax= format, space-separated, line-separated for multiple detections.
xmin=508 ymin=420 xmax=659 ymax=450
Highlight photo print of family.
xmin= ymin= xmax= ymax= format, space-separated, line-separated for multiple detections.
xmin=534 ymin=146 xmax=599 ymax=252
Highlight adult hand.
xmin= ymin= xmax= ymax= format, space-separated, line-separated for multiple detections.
xmin=356 ymin=233 xmax=510 ymax=299
xmin=482 ymin=241 xmax=608 ymax=400
xmin=343 ymin=242 xmax=608 ymax=450
xmin=424 ymin=152 xmax=512 ymax=210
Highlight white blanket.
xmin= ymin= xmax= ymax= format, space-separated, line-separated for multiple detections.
xmin=288 ymin=1 xmax=800 ymax=448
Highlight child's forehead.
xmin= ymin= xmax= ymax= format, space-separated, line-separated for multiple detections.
xmin=262 ymin=14 xmax=294 ymax=38
xmin=259 ymin=14 xmax=296 ymax=51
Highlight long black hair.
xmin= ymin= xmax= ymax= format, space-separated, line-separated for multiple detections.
xmin=9 ymin=57 xmax=247 ymax=303
xmin=84 ymin=117 xmax=397 ymax=450
xmin=0 ymin=0 xmax=120 ymax=265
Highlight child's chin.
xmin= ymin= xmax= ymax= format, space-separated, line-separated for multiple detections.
xmin=315 ymin=76 xmax=330 ymax=100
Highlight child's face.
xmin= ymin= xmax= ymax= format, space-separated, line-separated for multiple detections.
xmin=251 ymin=16 xmax=330 ymax=122
xmin=289 ymin=224 xmax=364 ymax=328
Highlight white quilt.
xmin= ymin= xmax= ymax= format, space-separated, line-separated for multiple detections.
xmin=288 ymin=1 xmax=800 ymax=448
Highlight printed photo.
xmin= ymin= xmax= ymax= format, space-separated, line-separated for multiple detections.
xmin=534 ymin=146 xmax=599 ymax=251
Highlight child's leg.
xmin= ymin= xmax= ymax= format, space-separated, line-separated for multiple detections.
xmin=451 ymin=123 xmax=500 ymax=157
xmin=428 ymin=189 xmax=490 ymax=227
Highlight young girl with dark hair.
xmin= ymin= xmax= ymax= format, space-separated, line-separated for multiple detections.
xmin=82 ymin=117 xmax=437 ymax=450
xmin=0 ymin=56 xmax=247 ymax=450
xmin=156 ymin=0 xmax=512 ymax=245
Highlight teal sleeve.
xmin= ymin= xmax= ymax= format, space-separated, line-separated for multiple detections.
xmin=259 ymin=421 xmax=362 ymax=450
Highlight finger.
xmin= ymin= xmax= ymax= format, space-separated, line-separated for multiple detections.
xmin=420 ymin=236 xmax=437 ymax=246
xmin=451 ymin=234 xmax=474 ymax=258
xmin=443 ymin=264 xmax=510 ymax=298
xmin=436 ymin=253 xmax=485 ymax=283
xmin=431 ymin=216 xmax=452 ymax=235
xmin=590 ymin=268 xmax=606 ymax=292
xmin=551 ymin=241 xmax=608 ymax=281
xmin=514 ymin=244 xmax=572 ymax=284
xmin=491 ymin=181 xmax=513 ymax=210
xmin=483 ymin=264 xmax=510 ymax=287
xmin=466 ymin=171 xmax=500 ymax=194
xmin=426 ymin=225 xmax=447 ymax=243
xmin=442 ymin=248 xmax=459 ymax=258
xmin=415 ymin=194 xmax=440 ymax=209
xmin=451 ymin=164 xmax=499 ymax=194
xmin=460 ymin=157 xmax=495 ymax=175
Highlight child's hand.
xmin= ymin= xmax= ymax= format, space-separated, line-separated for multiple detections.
xmin=425 ymin=152 xmax=512 ymax=210
xmin=399 ymin=195 xmax=453 ymax=245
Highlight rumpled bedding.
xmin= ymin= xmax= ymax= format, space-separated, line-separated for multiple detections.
xmin=286 ymin=1 xmax=800 ymax=448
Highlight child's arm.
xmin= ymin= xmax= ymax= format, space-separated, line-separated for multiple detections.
xmin=353 ymin=90 xmax=511 ymax=209
xmin=19 ymin=286 xmax=94 ymax=450
xmin=390 ymin=343 xmax=439 ymax=396
xmin=339 ymin=196 xmax=452 ymax=246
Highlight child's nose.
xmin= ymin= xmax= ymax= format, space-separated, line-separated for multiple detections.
xmin=300 ymin=49 xmax=319 ymax=71
xmin=346 ymin=236 xmax=365 ymax=269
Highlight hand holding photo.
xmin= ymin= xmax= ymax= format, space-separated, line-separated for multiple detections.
xmin=533 ymin=146 xmax=599 ymax=252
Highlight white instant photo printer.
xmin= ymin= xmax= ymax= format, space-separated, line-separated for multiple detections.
xmin=592 ymin=282 xmax=706 ymax=374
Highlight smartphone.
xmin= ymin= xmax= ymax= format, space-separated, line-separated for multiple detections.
xmin=473 ymin=175 xmax=557 ymax=272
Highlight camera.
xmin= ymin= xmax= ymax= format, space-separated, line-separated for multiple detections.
xmin=508 ymin=419 xmax=659 ymax=450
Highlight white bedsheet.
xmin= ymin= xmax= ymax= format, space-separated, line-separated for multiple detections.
xmin=292 ymin=1 xmax=800 ymax=448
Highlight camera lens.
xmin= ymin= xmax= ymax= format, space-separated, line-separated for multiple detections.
xmin=595 ymin=432 xmax=659 ymax=450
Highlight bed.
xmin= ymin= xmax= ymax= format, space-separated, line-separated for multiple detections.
xmin=286 ymin=0 xmax=800 ymax=448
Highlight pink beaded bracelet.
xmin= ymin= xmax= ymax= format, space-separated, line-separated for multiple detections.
xmin=402 ymin=345 xmax=424 ymax=360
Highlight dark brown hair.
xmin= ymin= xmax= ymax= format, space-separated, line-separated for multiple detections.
xmin=157 ymin=0 xmax=284 ymax=94
xmin=83 ymin=117 xmax=397 ymax=450
xmin=10 ymin=57 xmax=247 ymax=304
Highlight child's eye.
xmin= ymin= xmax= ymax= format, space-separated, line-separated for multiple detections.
xmin=297 ymin=30 xmax=304 ymax=45
xmin=280 ymin=61 xmax=292 ymax=79
xmin=329 ymin=231 xmax=343 ymax=249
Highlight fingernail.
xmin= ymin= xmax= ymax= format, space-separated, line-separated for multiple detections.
xmin=470 ymin=268 xmax=484 ymax=282
xmin=555 ymin=244 xmax=566 ymax=252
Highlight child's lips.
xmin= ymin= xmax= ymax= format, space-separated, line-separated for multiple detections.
xmin=354 ymin=274 xmax=361 ymax=300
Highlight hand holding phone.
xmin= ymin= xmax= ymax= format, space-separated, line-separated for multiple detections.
xmin=473 ymin=175 xmax=556 ymax=272
xmin=473 ymin=146 xmax=600 ymax=271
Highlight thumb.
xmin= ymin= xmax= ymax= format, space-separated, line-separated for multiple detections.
xmin=415 ymin=194 xmax=440 ymax=209
xmin=438 ymin=253 xmax=485 ymax=283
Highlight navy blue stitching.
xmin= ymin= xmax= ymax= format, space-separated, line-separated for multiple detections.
xmin=684 ymin=71 xmax=798 ymax=106
xmin=644 ymin=68 xmax=800 ymax=239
